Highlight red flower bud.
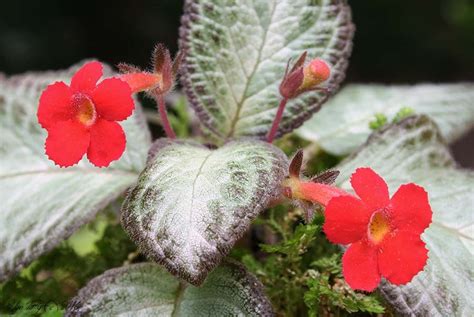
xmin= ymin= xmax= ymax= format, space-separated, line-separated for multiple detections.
xmin=278 ymin=53 xmax=331 ymax=99
xmin=298 ymin=58 xmax=331 ymax=92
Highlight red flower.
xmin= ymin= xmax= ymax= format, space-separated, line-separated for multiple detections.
xmin=323 ymin=168 xmax=432 ymax=291
xmin=37 ymin=61 xmax=134 ymax=167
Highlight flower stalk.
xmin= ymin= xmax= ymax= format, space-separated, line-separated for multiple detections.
xmin=266 ymin=98 xmax=288 ymax=143
xmin=156 ymin=94 xmax=176 ymax=139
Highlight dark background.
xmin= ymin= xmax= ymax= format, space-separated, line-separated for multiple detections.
xmin=1 ymin=0 xmax=472 ymax=166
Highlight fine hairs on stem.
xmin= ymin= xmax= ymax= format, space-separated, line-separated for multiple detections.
xmin=155 ymin=94 xmax=176 ymax=139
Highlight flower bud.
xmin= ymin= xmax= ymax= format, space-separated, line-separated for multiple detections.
xmin=297 ymin=58 xmax=331 ymax=92
xmin=279 ymin=54 xmax=331 ymax=99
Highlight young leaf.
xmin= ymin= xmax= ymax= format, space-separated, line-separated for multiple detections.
xmin=0 ymin=63 xmax=151 ymax=282
xmin=336 ymin=115 xmax=474 ymax=316
xmin=121 ymin=139 xmax=288 ymax=285
xmin=66 ymin=261 xmax=273 ymax=316
xmin=297 ymin=83 xmax=474 ymax=155
xmin=180 ymin=0 xmax=354 ymax=140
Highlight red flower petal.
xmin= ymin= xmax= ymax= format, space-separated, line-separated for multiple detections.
xmin=342 ymin=241 xmax=381 ymax=291
xmin=378 ymin=230 xmax=428 ymax=285
xmin=351 ymin=168 xmax=390 ymax=211
xmin=37 ymin=82 xmax=74 ymax=129
xmin=323 ymin=195 xmax=373 ymax=244
xmin=87 ymin=119 xmax=126 ymax=167
xmin=70 ymin=61 xmax=103 ymax=93
xmin=91 ymin=78 xmax=134 ymax=121
xmin=45 ymin=120 xmax=90 ymax=167
xmin=390 ymin=184 xmax=432 ymax=234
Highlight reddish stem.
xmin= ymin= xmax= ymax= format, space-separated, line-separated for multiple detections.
xmin=156 ymin=94 xmax=176 ymax=139
xmin=266 ymin=98 xmax=288 ymax=143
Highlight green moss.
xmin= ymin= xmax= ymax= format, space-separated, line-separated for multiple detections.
xmin=392 ymin=107 xmax=415 ymax=123
xmin=305 ymin=254 xmax=385 ymax=316
xmin=369 ymin=113 xmax=388 ymax=130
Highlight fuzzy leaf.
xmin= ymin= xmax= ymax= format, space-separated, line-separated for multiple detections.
xmin=297 ymin=83 xmax=474 ymax=155
xmin=121 ymin=139 xmax=288 ymax=285
xmin=0 ymin=63 xmax=151 ymax=281
xmin=66 ymin=261 xmax=273 ymax=316
xmin=336 ymin=115 xmax=474 ymax=316
xmin=180 ymin=0 xmax=354 ymax=140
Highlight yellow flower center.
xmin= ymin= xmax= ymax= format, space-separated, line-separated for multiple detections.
xmin=75 ymin=95 xmax=97 ymax=126
xmin=368 ymin=211 xmax=391 ymax=244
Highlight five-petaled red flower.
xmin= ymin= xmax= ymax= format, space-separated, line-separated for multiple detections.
xmin=323 ymin=167 xmax=432 ymax=291
xmin=37 ymin=61 xmax=134 ymax=167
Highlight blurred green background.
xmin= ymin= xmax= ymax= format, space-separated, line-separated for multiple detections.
xmin=1 ymin=0 xmax=472 ymax=165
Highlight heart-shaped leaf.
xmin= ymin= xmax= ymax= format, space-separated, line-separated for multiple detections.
xmin=297 ymin=83 xmax=474 ymax=155
xmin=0 ymin=63 xmax=151 ymax=281
xmin=121 ymin=138 xmax=288 ymax=285
xmin=66 ymin=260 xmax=273 ymax=316
xmin=180 ymin=0 xmax=354 ymax=140
xmin=336 ymin=115 xmax=474 ymax=316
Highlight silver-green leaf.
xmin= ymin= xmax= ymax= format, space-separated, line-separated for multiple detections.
xmin=0 ymin=63 xmax=151 ymax=281
xmin=336 ymin=115 xmax=474 ymax=316
xmin=66 ymin=260 xmax=273 ymax=316
xmin=121 ymin=138 xmax=288 ymax=285
xmin=180 ymin=0 xmax=354 ymax=140
xmin=297 ymin=83 xmax=474 ymax=155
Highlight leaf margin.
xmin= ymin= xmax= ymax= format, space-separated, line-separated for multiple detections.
xmin=65 ymin=260 xmax=274 ymax=316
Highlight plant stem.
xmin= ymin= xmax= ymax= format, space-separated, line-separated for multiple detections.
xmin=267 ymin=98 xmax=288 ymax=143
xmin=156 ymin=94 xmax=176 ymax=139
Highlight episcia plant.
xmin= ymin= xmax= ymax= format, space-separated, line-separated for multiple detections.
xmin=0 ymin=0 xmax=473 ymax=316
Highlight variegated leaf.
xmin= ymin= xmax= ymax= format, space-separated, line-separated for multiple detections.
xmin=121 ymin=138 xmax=288 ymax=285
xmin=0 ymin=63 xmax=151 ymax=281
xmin=66 ymin=261 xmax=273 ymax=316
xmin=180 ymin=0 xmax=354 ymax=141
xmin=336 ymin=115 xmax=474 ymax=316
xmin=298 ymin=83 xmax=474 ymax=155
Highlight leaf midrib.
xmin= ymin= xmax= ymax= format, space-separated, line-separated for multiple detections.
xmin=186 ymin=151 xmax=213 ymax=245
xmin=171 ymin=281 xmax=187 ymax=317
xmin=226 ymin=1 xmax=277 ymax=138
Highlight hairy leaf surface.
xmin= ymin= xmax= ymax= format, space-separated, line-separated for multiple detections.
xmin=298 ymin=83 xmax=474 ymax=155
xmin=0 ymin=63 xmax=151 ymax=281
xmin=66 ymin=261 xmax=273 ymax=316
xmin=121 ymin=139 xmax=288 ymax=285
xmin=337 ymin=115 xmax=474 ymax=316
xmin=180 ymin=0 xmax=354 ymax=140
